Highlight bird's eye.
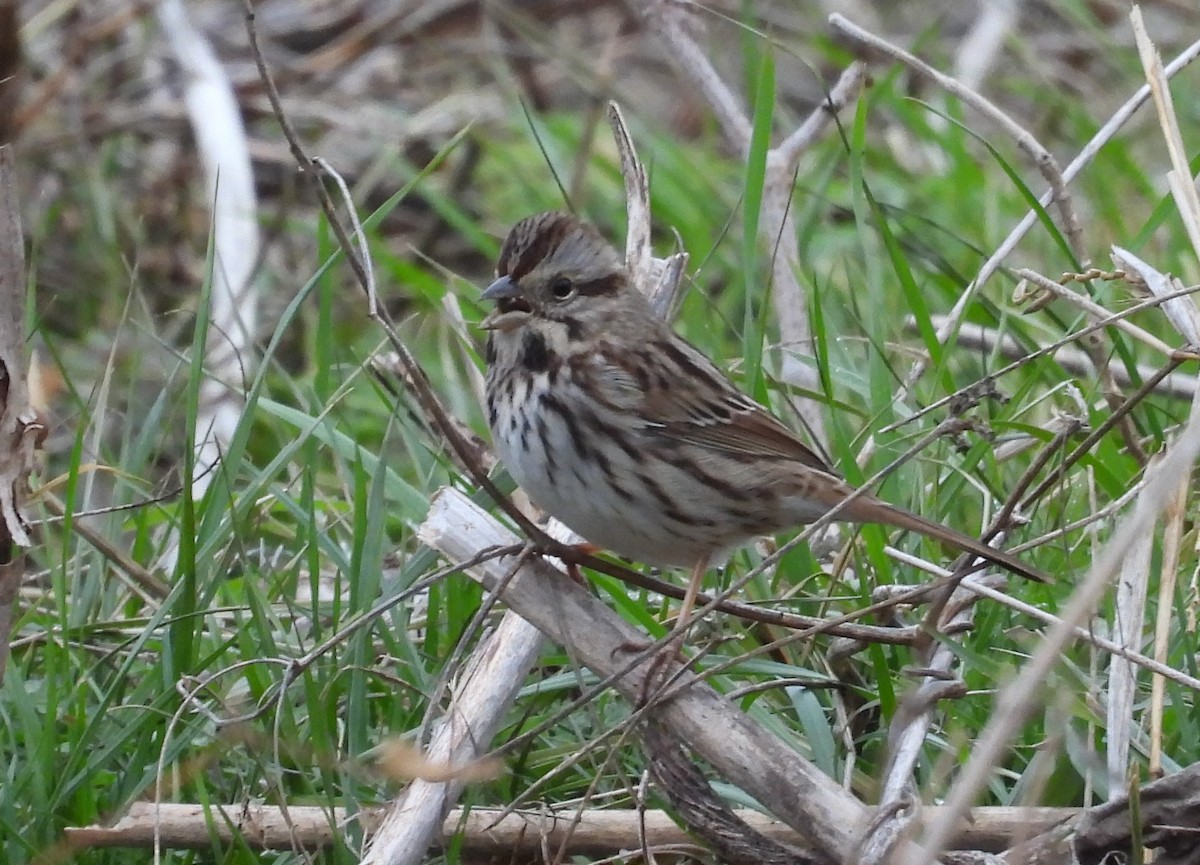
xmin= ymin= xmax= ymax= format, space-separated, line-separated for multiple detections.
xmin=550 ymin=277 xmax=574 ymax=300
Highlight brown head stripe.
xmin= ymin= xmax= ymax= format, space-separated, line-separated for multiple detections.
xmin=498 ymin=212 xmax=574 ymax=281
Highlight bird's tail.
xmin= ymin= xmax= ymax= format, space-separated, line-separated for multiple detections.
xmin=853 ymin=499 xmax=1049 ymax=584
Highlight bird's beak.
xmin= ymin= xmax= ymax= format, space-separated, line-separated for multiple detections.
xmin=481 ymin=275 xmax=518 ymax=301
xmin=480 ymin=275 xmax=530 ymax=331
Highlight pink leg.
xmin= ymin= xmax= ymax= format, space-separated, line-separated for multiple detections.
xmin=673 ymin=555 xmax=710 ymax=638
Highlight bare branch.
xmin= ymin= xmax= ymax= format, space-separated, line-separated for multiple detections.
xmin=642 ymin=2 xmax=752 ymax=154
xmin=67 ymin=801 xmax=1079 ymax=855
xmin=829 ymin=13 xmax=1084 ymax=264
xmin=158 ymin=0 xmax=261 ymax=501
xmin=908 ymin=391 xmax=1200 ymax=864
xmin=418 ymin=487 xmax=873 ymax=864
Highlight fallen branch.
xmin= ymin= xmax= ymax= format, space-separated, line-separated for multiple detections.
xmin=66 ymin=801 xmax=1075 ymax=855
xmin=419 ymin=487 xmax=873 ymax=864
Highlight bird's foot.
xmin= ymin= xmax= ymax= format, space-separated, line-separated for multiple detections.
xmin=613 ymin=630 xmax=691 ymax=708
xmin=544 ymin=542 xmax=601 ymax=584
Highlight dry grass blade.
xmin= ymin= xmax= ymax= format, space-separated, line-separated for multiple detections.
xmin=1149 ymin=477 xmax=1189 ymax=778
xmin=1112 ymin=246 xmax=1200 ymax=346
xmin=828 ymin=12 xmax=1083 ymax=263
xmin=909 ymin=391 xmax=1200 ymax=863
xmin=1132 ymin=7 xmax=1200 ymax=264
xmin=1106 ymin=488 xmax=1154 ymax=797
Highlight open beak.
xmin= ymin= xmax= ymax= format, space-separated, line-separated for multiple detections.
xmin=480 ymin=275 xmax=532 ymax=331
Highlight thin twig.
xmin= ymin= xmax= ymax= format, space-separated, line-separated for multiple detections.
xmin=904 ymin=314 xmax=1197 ymax=400
xmin=908 ymin=372 xmax=1200 ymax=865
xmin=881 ymin=281 xmax=1200 ymax=434
xmin=829 ymin=13 xmax=1084 ymax=263
xmin=862 ymin=27 xmax=1200 ymax=436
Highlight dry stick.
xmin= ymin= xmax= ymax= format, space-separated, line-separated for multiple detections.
xmin=644 ymin=2 xmax=751 ymax=151
xmin=158 ymin=0 xmax=261 ymax=503
xmin=828 ymin=13 xmax=1083 ymax=264
xmin=908 ymin=395 xmax=1200 ymax=865
xmin=419 ymin=488 xmax=877 ymax=864
xmin=67 ymin=801 xmax=1079 ymax=855
xmin=363 ymin=610 xmax=546 ymax=865
xmin=906 ymin=315 xmax=1197 ymax=400
xmin=474 ymin=555 xmax=988 ymax=826
xmin=638 ymin=719 xmax=809 ymax=865
xmin=1015 ymin=269 xmax=1177 ymax=358
xmin=848 ymin=21 xmax=1200 ymax=433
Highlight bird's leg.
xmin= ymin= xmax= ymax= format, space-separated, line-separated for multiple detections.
xmin=638 ymin=556 xmax=711 ymax=707
xmin=561 ymin=542 xmax=601 ymax=585
xmin=672 ymin=555 xmax=710 ymax=641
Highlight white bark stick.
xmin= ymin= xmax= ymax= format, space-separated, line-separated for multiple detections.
xmin=67 ymin=800 xmax=1076 ymax=854
xmin=158 ymin=0 xmax=261 ymax=500
xmin=360 ymin=609 xmax=544 ymax=865
xmin=415 ymin=487 xmax=887 ymax=864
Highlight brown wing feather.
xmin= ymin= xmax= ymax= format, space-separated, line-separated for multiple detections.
xmin=605 ymin=333 xmax=838 ymax=477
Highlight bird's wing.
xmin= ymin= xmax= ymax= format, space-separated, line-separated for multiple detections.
xmin=592 ymin=334 xmax=839 ymax=477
